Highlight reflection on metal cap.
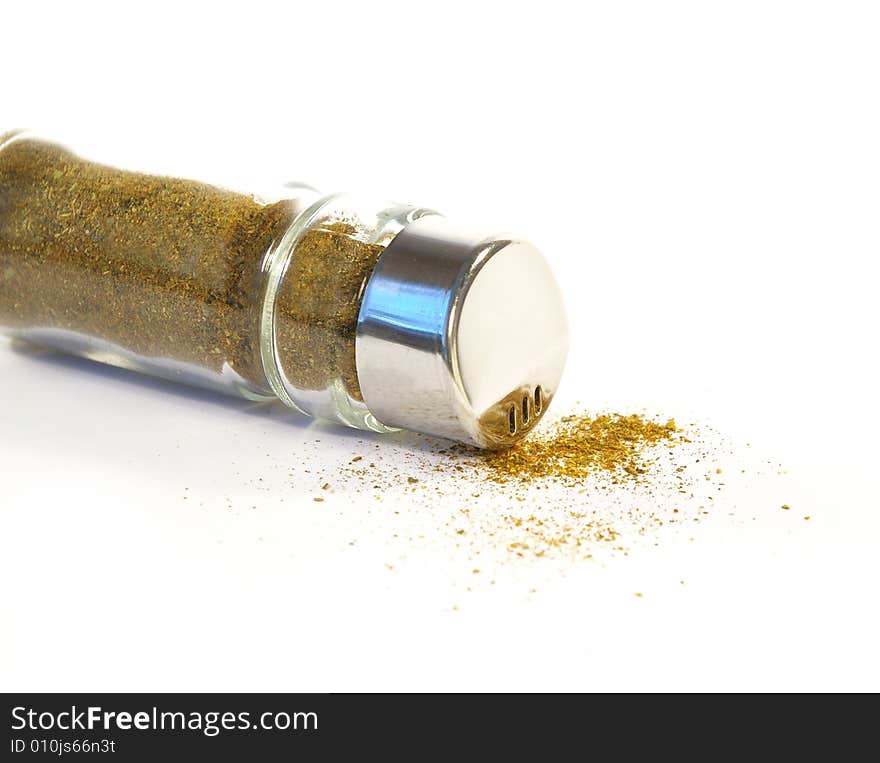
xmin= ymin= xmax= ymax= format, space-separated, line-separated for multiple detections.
xmin=355 ymin=215 xmax=568 ymax=449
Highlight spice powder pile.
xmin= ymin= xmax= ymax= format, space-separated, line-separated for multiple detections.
xmin=473 ymin=413 xmax=683 ymax=484
xmin=305 ymin=409 xmax=730 ymax=568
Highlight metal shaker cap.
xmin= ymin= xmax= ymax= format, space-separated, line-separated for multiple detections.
xmin=355 ymin=215 xmax=568 ymax=449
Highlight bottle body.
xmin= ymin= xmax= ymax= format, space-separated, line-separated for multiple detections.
xmin=0 ymin=132 xmax=290 ymax=399
xmin=0 ymin=132 xmax=425 ymax=430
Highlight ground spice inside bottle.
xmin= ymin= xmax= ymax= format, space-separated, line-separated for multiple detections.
xmin=274 ymin=221 xmax=384 ymax=402
xmin=0 ymin=135 xmax=385 ymax=401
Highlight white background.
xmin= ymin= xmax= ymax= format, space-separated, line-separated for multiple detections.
xmin=1 ymin=1 xmax=878 ymax=691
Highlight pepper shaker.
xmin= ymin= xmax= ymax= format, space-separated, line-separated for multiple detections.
xmin=0 ymin=131 xmax=568 ymax=448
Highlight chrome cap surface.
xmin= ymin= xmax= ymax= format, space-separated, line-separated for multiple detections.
xmin=355 ymin=215 xmax=568 ymax=449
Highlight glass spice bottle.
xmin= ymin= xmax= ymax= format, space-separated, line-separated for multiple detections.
xmin=0 ymin=131 xmax=568 ymax=448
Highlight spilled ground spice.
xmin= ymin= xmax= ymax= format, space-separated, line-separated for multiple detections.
xmin=233 ymin=405 xmax=796 ymax=604
xmin=472 ymin=413 xmax=683 ymax=484
xmin=317 ymin=409 xmax=721 ymax=565
xmin=444 ymin=412 xmax=694 ymax=559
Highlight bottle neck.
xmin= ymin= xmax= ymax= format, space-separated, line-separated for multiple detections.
xmin=259 ymin=193 xmax=436 ymax=431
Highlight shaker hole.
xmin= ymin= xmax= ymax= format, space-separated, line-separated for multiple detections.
xmin=534 ymin=386 xmax=543 ymax=413
xmin=508 ymin=405 xmax=517 ymax=435
xmin=522 ymin=396 xmax=530 ymax=425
